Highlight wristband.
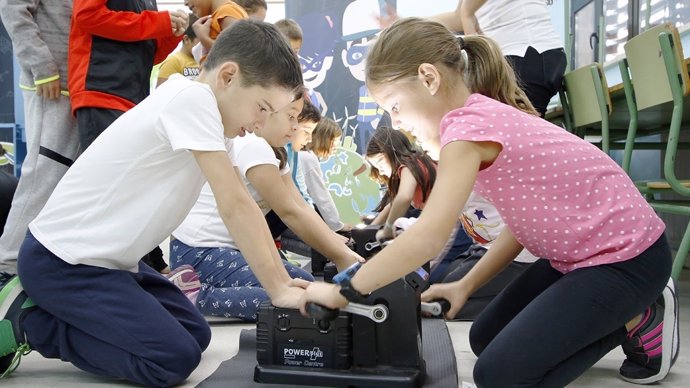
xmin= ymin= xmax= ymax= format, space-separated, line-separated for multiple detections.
xmin=383 ymin=221 xmax=394 ymax=230
xmin=338 ymin=278 xmax=368 ymax=303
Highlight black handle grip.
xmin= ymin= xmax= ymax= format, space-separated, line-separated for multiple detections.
xmin=305 ymin=302 xmax=339 ymax=321
xmin=434 ymin=299 xmax=451 ymax=313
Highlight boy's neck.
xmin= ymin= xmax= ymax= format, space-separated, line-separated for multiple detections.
xmin=211 ymin=0 xmax=229 ymax=12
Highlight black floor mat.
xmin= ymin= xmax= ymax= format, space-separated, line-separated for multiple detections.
xmin=197 ymin=318 xmax=458 ymax=388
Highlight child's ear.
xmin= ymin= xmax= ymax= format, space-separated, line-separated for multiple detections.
xmin=417 ymin=63 xmax=441 ymax=96
xmin=218 ymin=61 xmax=240 ymax=87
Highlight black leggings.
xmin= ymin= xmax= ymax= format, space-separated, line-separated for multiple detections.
xmin=470 ymin=234 xmax=672 ymax=388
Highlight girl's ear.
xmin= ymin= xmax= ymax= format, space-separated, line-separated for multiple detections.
xmin=417 ymin=63 xmax=441 ymax=96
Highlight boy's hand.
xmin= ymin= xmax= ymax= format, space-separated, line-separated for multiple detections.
xmin=287 ymin=278 xmax=311 ymax=289
xmin=169 ymin=10 xmax=189 ymax=36
xmin=298 ymin=282 xmax=348 ymax=316
xmin=35 ymin=79 xmax=61 ymax=100
xmin=270 ymin=285 xmax=307 ymax=309
xmin=421 ymin=281 xmax=470 ymax=320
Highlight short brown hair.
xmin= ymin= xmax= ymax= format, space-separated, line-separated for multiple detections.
xmin=308 ymin=117 xmax=342 ymax=159
xmin=204 ymin=20 xmax=303 ymax=92
xmin=275 ymin=18 xmax=303 ymax=41
xmin=234 ymin=0 xmax=267 ymax=14
xmin=298 ymin=98 xmax=321 ymax=124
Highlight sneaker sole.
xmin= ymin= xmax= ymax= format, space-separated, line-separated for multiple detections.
xmin=620 ymin=278 xmax=679 ymax=384
xmin=0 ymin=278 xmax=23 ymax=320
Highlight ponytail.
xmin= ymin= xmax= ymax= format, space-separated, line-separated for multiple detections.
xmin=461 ymin=36 xmax=538 ymax=116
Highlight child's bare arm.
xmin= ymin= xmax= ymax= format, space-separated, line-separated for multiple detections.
xmin=247 ymin=165 xmax=362 ymax=270
xmin=376 ymin=166 xmax=417 ymax=241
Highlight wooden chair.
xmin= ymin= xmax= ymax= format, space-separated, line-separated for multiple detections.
xmin=620 ymin=23 xmax=690 ymax=280
xmin=558 ymin=63 xmax=627 ymax=154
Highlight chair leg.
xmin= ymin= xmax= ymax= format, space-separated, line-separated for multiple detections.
xmin=671 ymin=222 xmax=690 ymax=281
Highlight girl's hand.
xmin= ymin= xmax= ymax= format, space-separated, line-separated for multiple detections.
xmin=298 ymin=282 xmax=348 ymax=316
xmin=421 ymin=281 xmax=470 ymax=320
xmin=375 ymin=225 xmax=395 ymax=243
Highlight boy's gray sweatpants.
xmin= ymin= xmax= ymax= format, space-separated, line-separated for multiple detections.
xmin=0 ymin=91 xmax=79 ymax=274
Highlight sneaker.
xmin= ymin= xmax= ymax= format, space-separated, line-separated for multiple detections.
xmin=0 ymin=276 xmax=34 ymax=378
xmin=166 ymin=265 xmax=201 ymax=306
xmin=619 ymin=277 xmax=680 ymax=384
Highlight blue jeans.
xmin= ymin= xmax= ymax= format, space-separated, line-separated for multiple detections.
xmin=18 ymin=232 xmax=210 ymax=387
xmin=470 ymin=234 xmax=672 ymax=387
xmin=170 ymin=239 xmax=314 ymax=321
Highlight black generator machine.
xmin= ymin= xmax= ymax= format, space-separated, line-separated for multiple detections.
xmin=254 ymin=275 xmax=428 ymax=387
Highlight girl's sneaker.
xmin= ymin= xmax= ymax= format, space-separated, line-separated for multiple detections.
xmin=0 ymin=276 xmax=34 ymax=378
xmin=165 ymin=265 xmax=201 ymax=306
xmin=619 ymin=278 xmax=679 ymax=384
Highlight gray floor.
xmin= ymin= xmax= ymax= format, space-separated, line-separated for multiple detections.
xmin=3 ymin=266 xmax=689 ymax=387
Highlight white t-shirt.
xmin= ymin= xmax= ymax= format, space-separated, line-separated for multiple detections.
xmin=173 ymin=132 xmax=290 ymax=250
xmin=298 ymin=151 xmax=344 ymax=231
xmin=461 ymin=192 xmax=538 ymax=263
xmin=475 ymin=0 xmax=563 ymax=56
xmin=30 ymin=75 xmax=230 ymax=272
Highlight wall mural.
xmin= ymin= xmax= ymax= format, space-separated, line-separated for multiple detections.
xmin=287 ymin=0 xmax=395 ymax=224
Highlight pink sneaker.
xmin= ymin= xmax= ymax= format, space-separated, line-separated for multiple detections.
xmin=166 ymin=265 xmax=201 ymax=305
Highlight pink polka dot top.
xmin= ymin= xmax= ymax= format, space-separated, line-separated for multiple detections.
xmin=440 ymin=94 xmax=665 ymax=273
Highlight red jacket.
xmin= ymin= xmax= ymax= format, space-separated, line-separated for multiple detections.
xmin=68 ymin=0 xmax=182 ymax=114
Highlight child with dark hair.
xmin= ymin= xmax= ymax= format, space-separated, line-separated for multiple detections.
xmin=0 ymin=20 xmax=305 ymax=386
xmin=365 ymin=127 xmax=437 ymax=241
xmin=365 ymin=127 xmax=471 ymax=280
xmin=157 ymin=13 xmax=201 ymax=86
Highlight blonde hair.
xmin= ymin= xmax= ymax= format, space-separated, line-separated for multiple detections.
xmin=307 ymin=117 xmax=342 ymax=159
xmin=366 ymin=18 xmax=537 ymax=116
xmin=275 ymin=18 xmax=303 ymax=42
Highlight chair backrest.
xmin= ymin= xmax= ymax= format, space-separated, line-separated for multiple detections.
xmin=624 ymin=23 xmax=689 ymax=110
xmin=562 ymin=63 xmax=611 ymax=128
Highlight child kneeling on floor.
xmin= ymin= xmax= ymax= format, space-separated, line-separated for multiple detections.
xmin=0 ymin=20 xmax=304 ymax=387
xmin=299 ymin=18 xmax=679 ymax=387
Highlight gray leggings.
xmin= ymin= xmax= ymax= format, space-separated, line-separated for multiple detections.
xmin=0 ymin=92 xmax=79 ymax=274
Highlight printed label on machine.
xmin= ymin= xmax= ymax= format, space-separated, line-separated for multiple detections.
xmin=280 ymin=344 xmax=329 ymax=368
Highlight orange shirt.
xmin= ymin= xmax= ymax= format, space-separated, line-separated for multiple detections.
xmin=210 ymin=1 xmax=248 ymax=39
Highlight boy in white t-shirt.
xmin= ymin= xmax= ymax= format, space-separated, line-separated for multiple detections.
xmin=171 ymin=98 xmax=361 ymax=321
xmin=0 ymin=20 xmax=304 ymax=386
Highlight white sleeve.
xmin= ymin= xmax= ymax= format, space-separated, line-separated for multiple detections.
xmin=192 ymin=43 xmax=204 ymax=64
xmin=299 ymin=152 xmax=343 ymax=231
xmin=158 ymin=83 xmax=226 ymax=152
xmin=232 ymin=135 xmax=280 ymax=176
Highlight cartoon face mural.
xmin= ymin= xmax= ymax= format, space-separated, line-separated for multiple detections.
xmin=296 ymin=11 xmax=340 ymax=113
xmin=340 ymin=0 xmax=386 ymax=154
xmin=289 ymin=0 xmax=394 ymax=222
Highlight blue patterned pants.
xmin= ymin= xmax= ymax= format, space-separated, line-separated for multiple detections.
xmin=170 ymin=239 xmax=314 ymax=321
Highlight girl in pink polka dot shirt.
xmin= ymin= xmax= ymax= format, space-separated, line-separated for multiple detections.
xmin=298 ymin=18 xmax=678 ymax=386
